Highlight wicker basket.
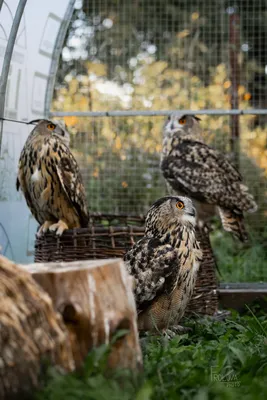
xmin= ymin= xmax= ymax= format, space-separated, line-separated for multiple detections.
xmin=34 ymin=214 xmax=219 ymax=316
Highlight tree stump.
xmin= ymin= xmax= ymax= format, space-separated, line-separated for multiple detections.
xmin=23 ymin=258 xmax=142 ymax=371
xmin=0 ymin=255 xmax=74 ymax=400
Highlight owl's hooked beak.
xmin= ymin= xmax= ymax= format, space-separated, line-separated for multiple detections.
xmin=188 ymin=207 xmax=196 ymax=217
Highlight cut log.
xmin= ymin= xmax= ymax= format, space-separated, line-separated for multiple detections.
xmin=0 ymin=255 xmax=74 ymax=400
xmin=23 ymin=258 xmax=142 ymax=371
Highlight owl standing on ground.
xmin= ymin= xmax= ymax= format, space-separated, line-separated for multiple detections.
xmin=16 ymin=119 xmax=89 ymax=236
xmin=124 ymin=196 xmax=202 ymax=332
xmin=161 ymin=113 xmax=257 ymax=242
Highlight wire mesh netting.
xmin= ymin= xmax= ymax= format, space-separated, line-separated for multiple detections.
xmin=52 ymin=0 xmax=267 ymax=210
xmin=54 ymin=0 xmax=267 ymax=114
xmin=49 ymin=0 xmax=267 ymax=281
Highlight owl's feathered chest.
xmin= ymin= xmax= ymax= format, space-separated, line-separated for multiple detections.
xmin=20 ymin=135 xmax=64 ymax=181
xmin=162 ymin=134 xmax=199 ymax=160
xmin=161 ymin=135 xmax=174 ymax=159
xmin=170 ymin=226 xmax=202 ymax=290
xmin=18 ymin=135 xmax=73 ymax=223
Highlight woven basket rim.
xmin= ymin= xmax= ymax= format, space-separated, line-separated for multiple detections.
xmin=35 ymin=225 xmax=145 ymax=237
xmin=89 ymin=212 xmax=146 ymax=219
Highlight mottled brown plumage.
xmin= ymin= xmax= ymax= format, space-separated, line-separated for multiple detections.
xmin=16 ymin=119 xmax=89 ymax=236
xmin=161 ymin=113 xmax=257 ymax=242
xmin=124 ymin=196 xmax=202 ymax=332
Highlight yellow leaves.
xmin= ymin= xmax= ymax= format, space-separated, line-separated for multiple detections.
xmin=177 ymin=29 xmax=190 ymax=39
xmin=79 ymin=96 xmax=89 ymax=110
xmin=135 ymin=86 xmax=148 ymax=96
xmin=242 ymin=126 xmax=267 ymax=175
xmin=52 ymin=58 xmax=267 ymax=178
xmin=92 ymin=168 xmax=99 ymax=178
xmin=191 ymin=12 xmax=200 ymax=21
xmin=115 ymin=136 xmax=122 ymax=150
xmin=223 ymin=81 xmax=231 ymax=89
xmin=63 ymin=116 xmax=78 ymax=126
xmin=121 ymin=181 xmax=128 ymax=188
xmin=101 ymin=119 xmax=114 ymax=140
xmin=86 ymin=62 xmax=107 ymax=77
xmin=238 ymin=85 xmax=246 ymax=95
xmin=243 ymin=92 xmax=251 ymax=101
xmin=69 ymin=79 xmax=79 ymax=94
xmin=212 ymin=64 xmax=227 ymax=84
xmin=142 ymin=61 xmax=168 ymax=78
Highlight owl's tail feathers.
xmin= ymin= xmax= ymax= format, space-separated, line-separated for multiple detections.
xmin=218 ymin=207 xmax=248 ymax=242
xmin=239 ymin=184 xmax=258 ymax=213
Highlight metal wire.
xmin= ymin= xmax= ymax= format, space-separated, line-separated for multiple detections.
xmin=0 ymin=0 xmax=27 ymax=154
xmin=0 ymin=118 xmax=39 ymax=125
xmin=44 ymin=0 xmax=76 ymax=117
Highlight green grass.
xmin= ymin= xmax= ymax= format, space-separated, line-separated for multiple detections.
xmin=211 ymin=228 xmax=267 ymax=282
xmin=37 ymin=308 xmax=267 ymax=400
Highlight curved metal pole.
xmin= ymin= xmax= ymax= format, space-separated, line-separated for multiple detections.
xmin=0 ymin=0 xmax=4 ymax=14
xmin=44 ymin=0 xmax=76 ymax=117
xmin=0 ymin=0 xmax=27 ymax=154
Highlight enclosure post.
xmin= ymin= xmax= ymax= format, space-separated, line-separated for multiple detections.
xmin=0 ymin=0 xmax=27 ymax=155
xmin=229 ymin=9 xmax=240 ymax=167
xmin=44 ymin=0 xmax=76 ymax=117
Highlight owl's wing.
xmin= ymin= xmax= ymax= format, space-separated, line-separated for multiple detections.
xmin=16 ymin=153 xmax=42 ymax=224
xmin=124 ymin=237 xmax=179 ymax=311
xmin=49 ymin=138 xmax=89 ymax=227
xmin=161 ymin=138 xmax=251 ymax=210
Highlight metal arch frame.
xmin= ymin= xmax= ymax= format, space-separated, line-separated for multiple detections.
xmin=0 ymin=0 xmax=4 ymax=14
xmin=44 ymin=0 xmax=76 ymax=117
xmin=0 ymin=0 xmax=27 ymax=154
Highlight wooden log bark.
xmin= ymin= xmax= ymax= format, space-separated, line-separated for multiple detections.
xmin=0 ymin=255 xmax=74 ymax=400
xmin=23 ymin=258 xmax=142 ymax=371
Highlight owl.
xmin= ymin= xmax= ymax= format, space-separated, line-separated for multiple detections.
xmin=161 ymin=113 xmax=257 ymax=242
xmin=124 ymin=196 xmax=202 ymax=332
xmin=16 ymin=119 xmax=89 ymax=236
xmin=29 ymin=119 xmax=70 ymax=147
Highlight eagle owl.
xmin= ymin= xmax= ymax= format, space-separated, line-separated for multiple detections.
xmin=124 ymin=196 xmax=202 ymax=332
xmin=161 ymin=113 xmax=257 ymax=242
xmin=16 ymin=119 xmax=89 ymax=236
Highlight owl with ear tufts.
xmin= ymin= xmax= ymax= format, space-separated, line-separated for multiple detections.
xmin=16 ymin=119 xmax=89 ymax=236
xmin=124 ymin=196 xmax=202 ymax=333
xmin=28 ymin=118 xmax=71 ymax=147
xmin=161 ymin=113 xmax=257 ymax=242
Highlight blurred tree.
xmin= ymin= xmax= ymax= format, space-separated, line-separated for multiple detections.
xmin=52 ymin=0 xmax=267 ymax=219
xmin=56 ymin=0 xmax=267 ymax=112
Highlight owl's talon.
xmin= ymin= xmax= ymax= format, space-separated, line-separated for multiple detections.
xmin=49 ymin=220 xmax=69 ymax=236
xmin=37 ymin=221 xmax=54 ymax=237
xmin=163 ymin=325 xmax=192 ymax=339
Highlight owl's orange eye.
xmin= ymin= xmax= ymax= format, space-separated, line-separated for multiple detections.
xmin=176 ymin=201 xmax=184 ymax=210
xmin=47 ymin=123 xmax=56 ymax=131
xmin=179 ymin=117 xmax=186 ymax=125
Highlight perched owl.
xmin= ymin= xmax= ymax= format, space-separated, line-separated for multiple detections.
xmin=161 ymin=113 xmax=257 ymax=242
xmin=16 ymin=119 xmax=89 ymax=236
xmin=28 ymin=119 xmax=70 ymax=147
xmin=124 ymin=196 xmax=202 ymax=332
